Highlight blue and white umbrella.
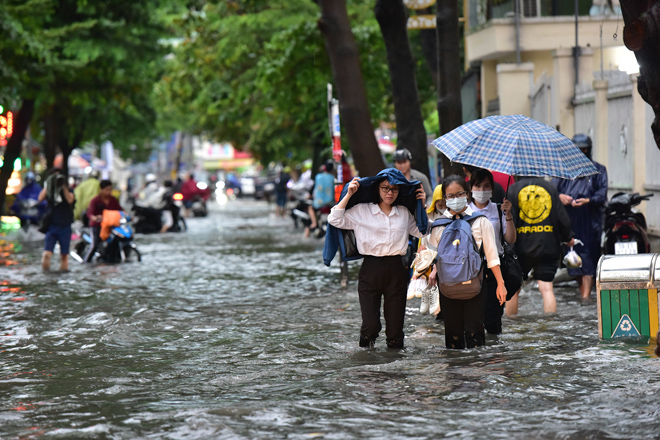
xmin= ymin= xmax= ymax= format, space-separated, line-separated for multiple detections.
xmin=432 ymin=114 xmax=599 ymax=179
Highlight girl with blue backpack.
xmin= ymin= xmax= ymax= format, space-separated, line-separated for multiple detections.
xmin=427 ymin=175 xmax=507 ymax=349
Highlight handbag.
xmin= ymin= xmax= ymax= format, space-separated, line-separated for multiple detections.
xmin=497 ymin=204 xmax=523 ymax=300
xmin=38 ymin=207 xmax=53 ymax=234
xmin=342 ymin=229 xmax=360 ymax=258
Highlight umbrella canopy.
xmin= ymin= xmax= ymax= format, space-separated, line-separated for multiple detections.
xmin=432 ymin=114 xmax=599 ymax=179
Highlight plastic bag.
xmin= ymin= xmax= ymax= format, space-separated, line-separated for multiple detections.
xmin=562 ymin=241 xmax=583 ymax=269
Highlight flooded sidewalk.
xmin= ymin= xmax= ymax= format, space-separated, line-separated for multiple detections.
xmin=0 ymin=200 xmax=658 ymax=439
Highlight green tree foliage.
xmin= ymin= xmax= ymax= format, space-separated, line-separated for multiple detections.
xmin=1 ymin=0 xmax=180 ymax=169
xmin=156 ymin=0 xmax=393 ymax=164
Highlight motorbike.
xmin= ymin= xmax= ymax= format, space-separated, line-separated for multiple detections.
xmin=603 ymin=192 xmax=653 ymax=255
xmin=71 ymin=211 xmax=141 ymax=263
xmin=190 ymin=194 xmax=208 ymax=217
xmin=132 ymin=204 xmax=187 ymax=234
xmin=14 ymin=198 xmax=45 ymax=231
xmin=290 ymin=196 xmax=329 ymax=238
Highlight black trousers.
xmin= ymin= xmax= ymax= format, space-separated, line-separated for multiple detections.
xmin=483 ymin=268 xmax=504 ymax=335
xmin=439 ymin=281 xmax=487 ymax=349
xmin=358 ymin=255 xmax=408 ymax=348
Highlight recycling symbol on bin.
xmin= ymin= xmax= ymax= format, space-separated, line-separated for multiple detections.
xmin=620 ymin=320 xmax=632 ymax=331
xmin=611 ymin=314 xmax=641 ymax=338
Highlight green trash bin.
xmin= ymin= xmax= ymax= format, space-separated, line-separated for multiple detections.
xmin=597 ymin=254 xmax=660 ymax=339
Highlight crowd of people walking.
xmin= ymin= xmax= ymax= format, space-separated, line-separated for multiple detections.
xmin=326 ymin=134 xmax=609 ymax=351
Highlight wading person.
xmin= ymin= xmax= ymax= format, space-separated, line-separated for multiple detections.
xmin=327 ymin=170 xmax=426 ymax=349
xmin=506 ymin=176 xmax=574 ymax=315
xmin=426 ymin=175 xmax=506 ymax=349
xmin=468 ymin=169 xmax=516 ymax=335
xmin=552 ymin=134 xmax=608 ymax=298
xmin=38 ymin=170 xmax=75 ymax=272
xmin=309 ymin=160 xmax=336 ymax=233
xmin=85 ymin=180 xmax=123 ymax=263
xmin=393 ymin=148 xmax=432 ymax=206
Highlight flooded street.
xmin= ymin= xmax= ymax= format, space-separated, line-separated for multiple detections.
xmin=1 ymin=200 xmax=659 ymax=439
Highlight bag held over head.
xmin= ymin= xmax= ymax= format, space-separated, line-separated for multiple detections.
xmin=431 ymin=213 xmax=485 ymax=300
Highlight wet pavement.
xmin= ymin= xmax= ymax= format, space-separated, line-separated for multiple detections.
xmin=0 ymin=200 xmax=659 ymax=439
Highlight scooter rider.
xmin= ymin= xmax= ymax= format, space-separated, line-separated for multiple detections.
xmin=85 ymin=180 xmax=123 ymax=262
xmin=552 ymin=134 xmax=608 ymax=298
xmin=11 ymin=171 xmax=45 ymax=230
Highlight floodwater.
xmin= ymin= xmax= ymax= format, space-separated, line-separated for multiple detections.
xmin=1 ymin=200 xmax=659 ymax=439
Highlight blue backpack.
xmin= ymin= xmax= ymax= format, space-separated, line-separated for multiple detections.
xmin=431 ymin=213 xmax=485 ymax=300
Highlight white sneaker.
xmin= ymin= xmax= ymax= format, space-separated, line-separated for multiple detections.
xmin=407 ymin=280 xmax=417 ymax=300
xmin=428 ymin=285 xmax=440 ymax=316
xmin=420 ymin=288 xmax=430 ymax=315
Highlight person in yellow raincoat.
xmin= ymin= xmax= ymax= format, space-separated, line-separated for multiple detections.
xmin=73 ymin=171 xmax=100 ymax=223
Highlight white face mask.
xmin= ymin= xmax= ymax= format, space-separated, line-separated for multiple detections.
xmin=446 ymin=197 xmax=468 ymax=212
xmin=472 ymin=190 xmax=492 ymax=204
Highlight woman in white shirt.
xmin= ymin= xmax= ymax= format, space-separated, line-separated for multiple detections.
xmin=328 ymin=176 xmax=426 ymax=349
xmin=468 ymin=169 xmax=516 ymax=335
xmin=427 ymin=175 xmax=506 ymax=349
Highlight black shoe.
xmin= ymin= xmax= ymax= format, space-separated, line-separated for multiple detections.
xmin=359 ymin=336 xmax=375 ymax=348
xmin=435 ymin=310 xmax=443 ymax=321
xmin=386 ymin=339 xmax=404 ymax=349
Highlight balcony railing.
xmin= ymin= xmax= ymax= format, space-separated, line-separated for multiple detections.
xmin=468 ymin=0 xmax=595 ymax=30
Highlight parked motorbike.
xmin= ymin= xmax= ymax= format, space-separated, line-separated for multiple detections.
xmin=132 ymin=204 xmax=187 ymax=234
xmin=603 ymin=192 xmax=653 ymax=255
xmin=71 ymin=211 xmax=141 ymax=263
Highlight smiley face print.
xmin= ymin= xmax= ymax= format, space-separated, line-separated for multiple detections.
xmin=518 ymin=185 xmax=552 ymax=224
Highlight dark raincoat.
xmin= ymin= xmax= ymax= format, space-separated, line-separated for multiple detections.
xmin=323 ymin=168 xmax=428 ymax=266
xmin=552 ymin=161 xmax=608 ymax=277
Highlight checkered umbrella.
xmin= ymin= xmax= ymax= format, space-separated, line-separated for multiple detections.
xmin=432 ymin=114 xmax=599 ymax=179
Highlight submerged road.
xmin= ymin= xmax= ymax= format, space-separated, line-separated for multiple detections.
xmin=0 ymin=200 xmax=659 ymax=439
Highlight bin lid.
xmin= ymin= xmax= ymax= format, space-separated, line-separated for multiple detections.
xmin=598 ymin=254 xmax=658 ymax=284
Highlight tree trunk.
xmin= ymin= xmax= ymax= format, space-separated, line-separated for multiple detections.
xmin=418 ymin=6 xmax=439 ymax=90
xmin=620 ymin=0 xmax=660 ymax=150
xmin=317 ymin=0 xmax=385 ymax=177
xmin=375 ymin=0 xmax=430 ymax=180
xmin=43 ymin=111 xmax=58 ymax=170
xmin=0 ymin=99 xmax=35 ymax=216
xmin=436 ymin=0 xmax=464 ymax=177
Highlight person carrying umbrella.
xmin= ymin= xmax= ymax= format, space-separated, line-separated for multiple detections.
xmin=468 ymin=168 xmax=516 ymax=333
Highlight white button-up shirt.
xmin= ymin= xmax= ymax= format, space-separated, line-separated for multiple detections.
xmin=328 ymin=204 xmax=423 ymax=257
xmin=427 ymin=206 xmax=501 ymax=269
